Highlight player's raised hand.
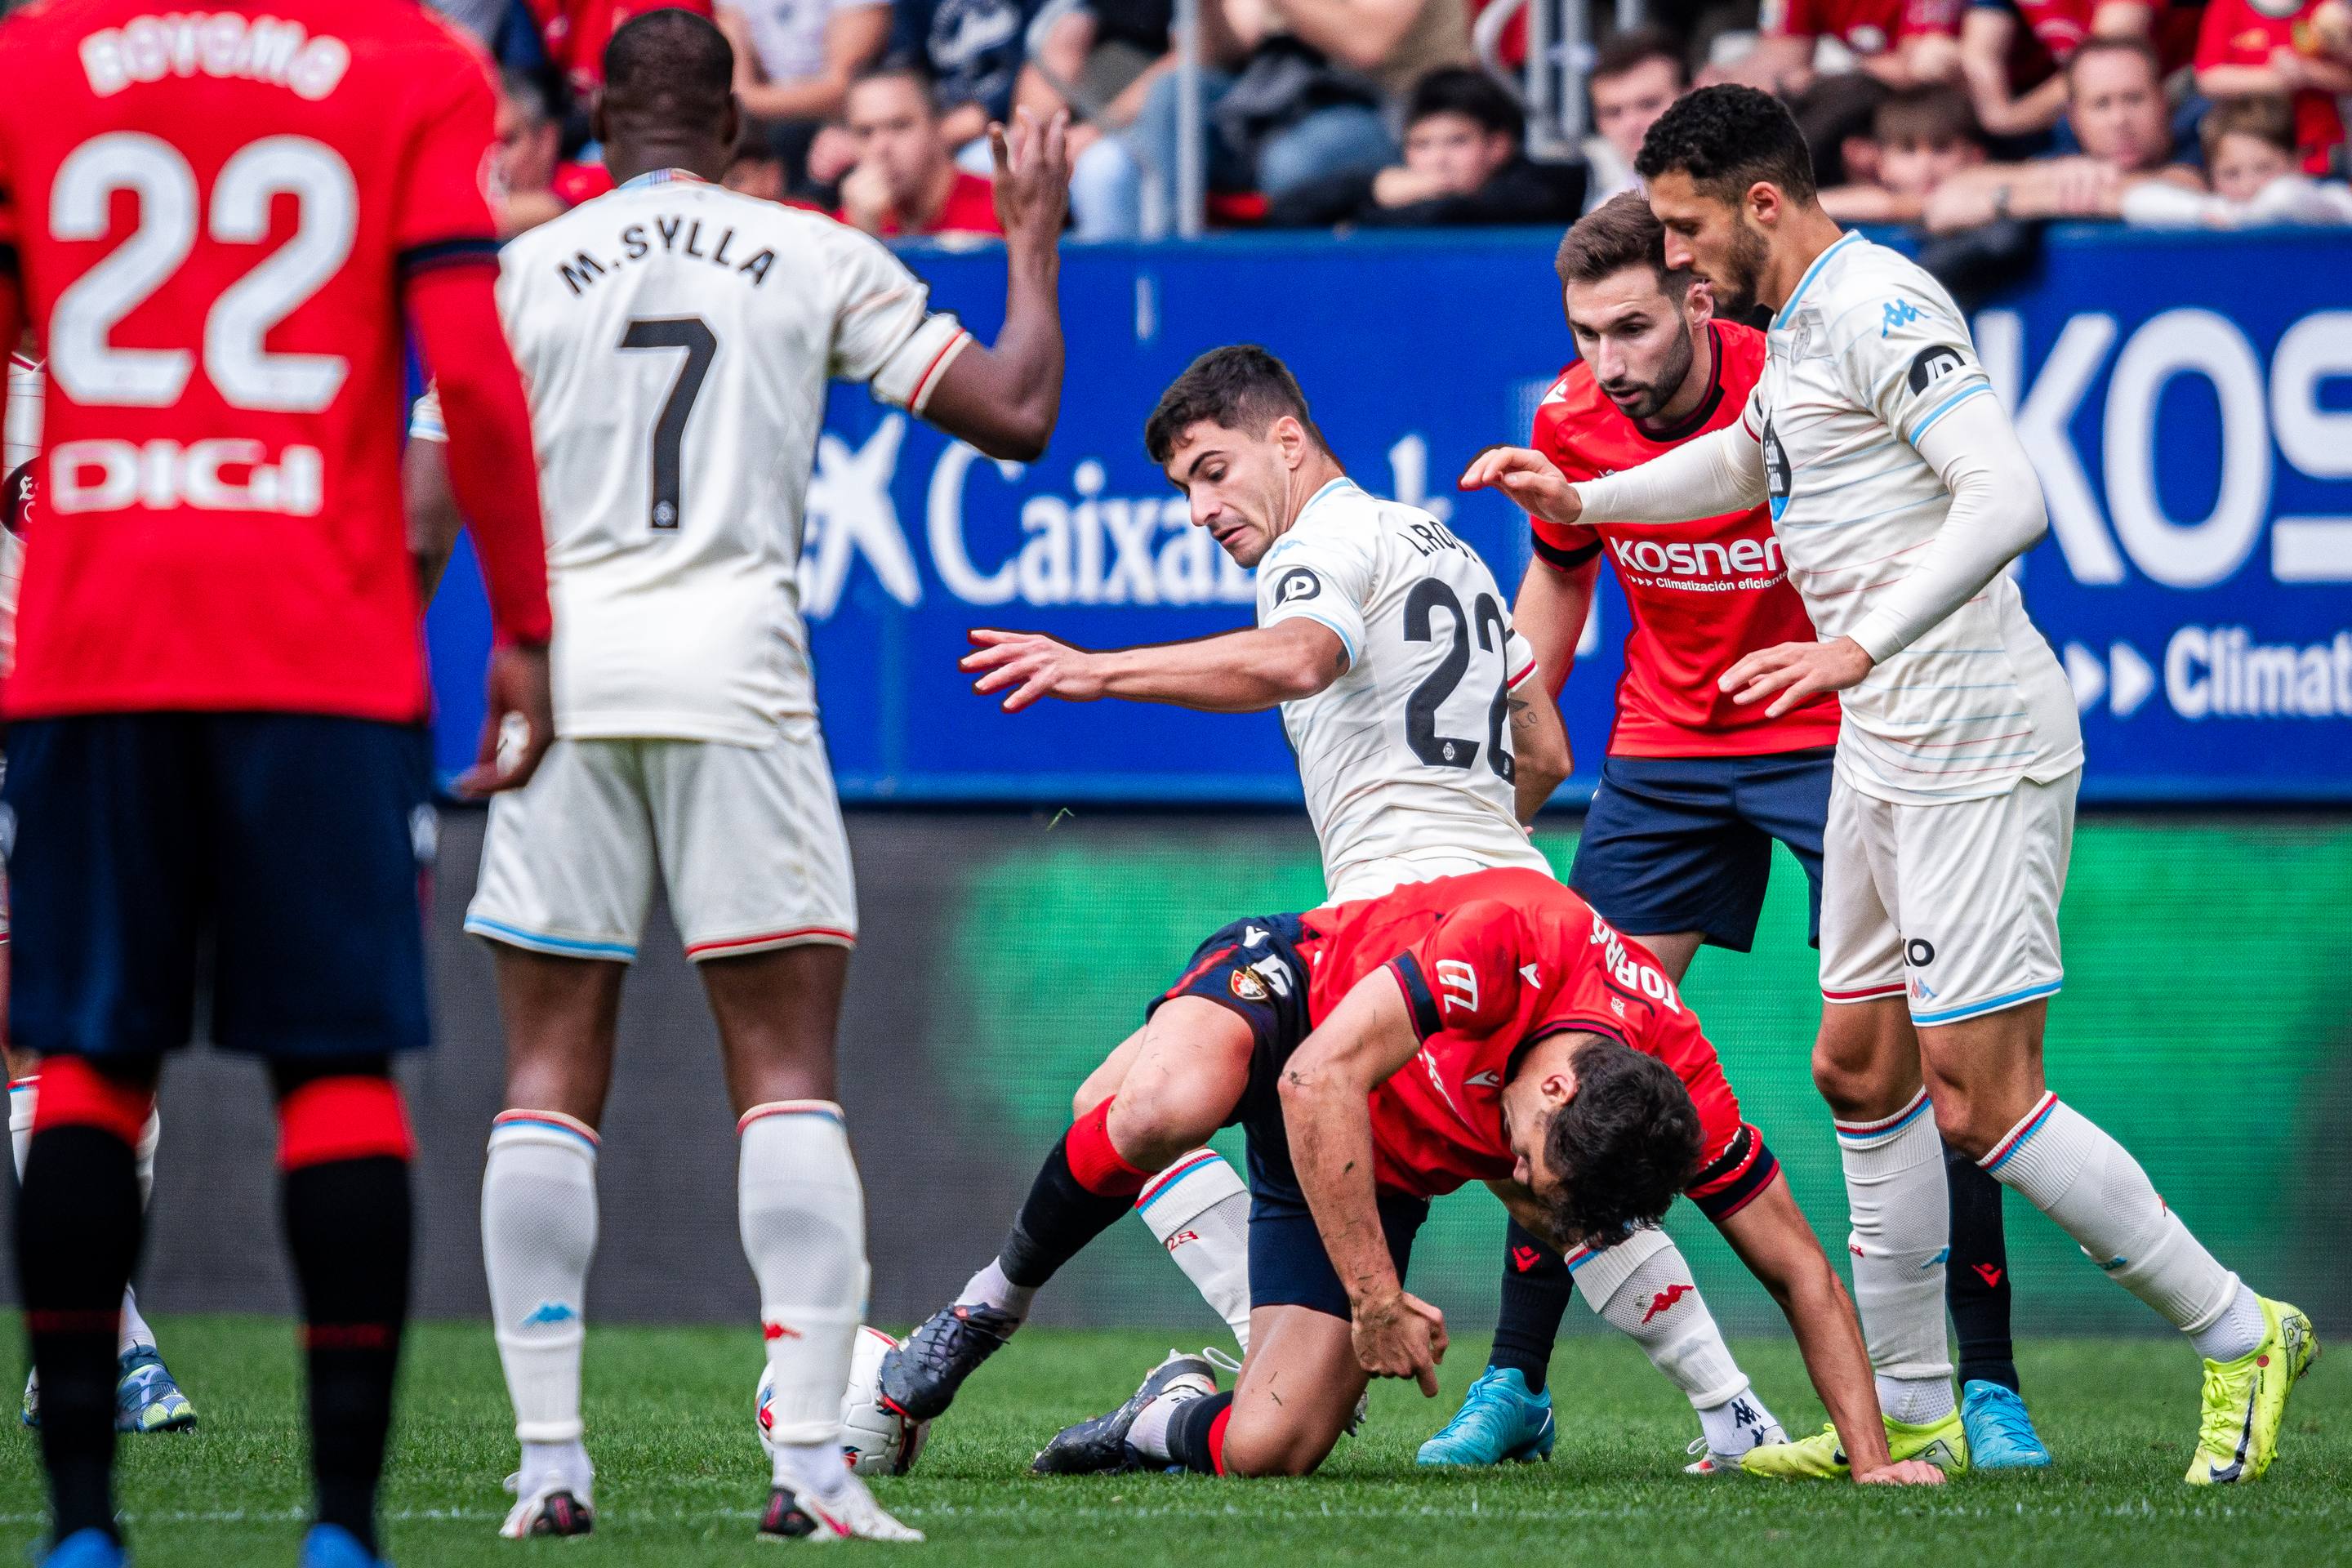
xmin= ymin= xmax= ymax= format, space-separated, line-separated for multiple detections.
xmin=1351 ymin=1290 xmax=1449 ymax=1396
xmin=458 ymin=641 xmax=555 ymax=797
xmin=989 ymin=107 xmax=1071 ymax=253
xmin=1719 ymin=635 xmax=1875 ymax=717
xmin=1458 ymin=445 xmax=1583 ymax=528
xmin=964 ymin=627 xmax=1105 ymax=710
xmin=1855 ymin=1459 xmax=1948 ymax=1486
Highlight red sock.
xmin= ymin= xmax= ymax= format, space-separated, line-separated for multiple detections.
xmin=1208 ymin=1403 xmax=1232 ymax=1477
xmin=30 ymin=1056 xmax=154 ymax=1144
xmin=1064 ymin=1098 xmax=1151 ymax=1197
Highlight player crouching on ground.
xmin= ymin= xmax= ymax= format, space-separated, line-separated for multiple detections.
xmin=1022 ymin=868 xmax=1943 ymax=1485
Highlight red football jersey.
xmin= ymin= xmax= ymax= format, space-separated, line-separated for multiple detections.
xmin=0 ymin=0 xmax=513 ymax=721
xmin=2195 ymin=0 xmax=2347 ymax=171
xmin=528 ymin=0 xmax=716 ymax=96
xmin=1292 ymin=868 xmax=1773 ymax=1214
xmin=1532 ymin=321 xmax=1842 ymax=758
xmin=850 ymin=171 xmax=1005 ymax=238
xmin=1758 ymin=0 xmax=1954 ymax=51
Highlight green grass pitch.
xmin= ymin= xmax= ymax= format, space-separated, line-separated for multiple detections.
xmin=2 ymin=1315 xmax=2346 ymax=1566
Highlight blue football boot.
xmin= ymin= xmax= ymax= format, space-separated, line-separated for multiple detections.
xmin=115 ymin=1346 xmax=196 ymax=1434
xmin=1961 ymin=1379 xmax=2052 ymax=1470
xmin=299 ymin=1525 xmax=390 ymax=1568
xmin=40 ymin=1530 xmax=127 ymax=1568
xmin=1416 ymin=1365 xmax=1555 ymax=1465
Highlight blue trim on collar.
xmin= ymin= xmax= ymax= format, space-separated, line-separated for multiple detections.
xmin=1774 ymin=231 xmax=1861 ymax=329
xmin=618 ymin=168 xmax=706 ymax=191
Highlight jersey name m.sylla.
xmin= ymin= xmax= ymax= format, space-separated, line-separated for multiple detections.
xmin=1751 ymin=232 xmax=2080 ymax=804
xmin=1257 ymin=478 xmax=1551 ymax=896
xmin=495 ymin=173 xmax=970 ymax=745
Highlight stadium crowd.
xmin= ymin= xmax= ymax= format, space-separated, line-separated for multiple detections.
xmin=451 ymin=0 xmax=2352 ymax=241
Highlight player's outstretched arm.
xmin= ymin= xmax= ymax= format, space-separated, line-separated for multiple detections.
xmin=962 ymin=618 xmax=1347 ymax=712
xmin=1713 ymin=1174 xmax=1946 ymax=1486
xmin=403 ymin=266 xmax=555 ymax=796
xmin=920 ymin=109 xmax=1070 ymax=462
xmin=1280 ymin=973 xmax=1450 ymax=1395
xmin=1468 ymin=423 xmax=1767 ymax=532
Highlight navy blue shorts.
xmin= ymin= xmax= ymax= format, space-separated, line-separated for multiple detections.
xmin=1150 ymin=914 xmax=1430 ymax=1320
xmin=2 ymin=714 xmax=434 ymax=1061
xmin=1569 ymin=750 xmax=1833 ymax=953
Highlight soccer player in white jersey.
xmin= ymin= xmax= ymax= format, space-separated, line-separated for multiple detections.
xmin=880 ymin=348 xmax=1790 ymax=1479
xmin=404 ymin=11 xmax=1071 ymax=1542
xmin=3 ymin=355 xmax=195 ymax=1439
xmin=1463 ymin=84 xmax=2315 ymax=1486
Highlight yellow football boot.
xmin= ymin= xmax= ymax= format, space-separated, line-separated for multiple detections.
xmin=2185 ymin=1297 xmax=2319 ymax=1485
xmin=1740 ymin=1409 xmax=1968 ymax=1480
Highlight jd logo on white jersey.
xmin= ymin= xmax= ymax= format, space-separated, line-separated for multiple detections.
xmin=1274 ymin=568 xmax=1322 ymax=604
xmin=1762 ymin=420 xmax=1792 ymax=522
xmin=1906 ymin=345 xmax=1965 ymax=394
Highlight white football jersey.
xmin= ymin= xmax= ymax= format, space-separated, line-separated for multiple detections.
xmin=1257 ymin=478 xmax=1552 ymax=897
xmin=1753 ymin=233 xmax=2080 ymax=805
xmin=479 ymin=172 xmax=969 ymax=745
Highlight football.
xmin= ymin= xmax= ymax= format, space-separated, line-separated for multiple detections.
xmin=757 ymin=1325 xmax=931 ymax=1477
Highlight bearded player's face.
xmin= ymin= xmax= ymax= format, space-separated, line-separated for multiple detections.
xmin=1647 ymin=172 xmax=1771 ymax=321
xmin=1565 ymin=269 xmax=1704 ymax=425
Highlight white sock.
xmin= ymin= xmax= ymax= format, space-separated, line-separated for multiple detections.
xmin=1126 ymin=1383 xmax=1209 ymax=1463
xmin=956 ymin=1258 xmax=1036 ymax=1322
xmin=2190 ymin=1282 xmax=2268 ymax=1365
xmin=117 ymin=1286 xmax=156 ymax=1357
xmin=1836 ymin=1090 xmax=1955 ymax=1423
xmin=520 ymin=1437 xmax=594 ymax=1501
xmin=1134 ymin=1151 xmax=1253 ymax=1353
xmin=1574 ymin=1227 xmax=1771 ymax=1437
xmin=121 ymin=1107 xmax=163 ymax=1356
xmin=740 ymin=1101 xmax=868 ymax=1464
xmin=482 ymin=1111 xmax=601 ymax=1447
xmin=10 ymin=1073 xmax=35 ymax=1180
xmin=1983 ymin=1093 xmax=2244 ymax=1353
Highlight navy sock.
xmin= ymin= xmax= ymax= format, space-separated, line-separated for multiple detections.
xmin=1488 ymin=1216 xmax=1573 ymax=1395
xmin=19 ymin=1124 xmax=142 ymax=1544
xmin=997 ymin=1136 xmax=1134 ymax=1290
xmin=1944 ymin=1139 xmax=2020 ymax=1393
xmin=1165 ymin=1388 xmax=1234 ymax=1475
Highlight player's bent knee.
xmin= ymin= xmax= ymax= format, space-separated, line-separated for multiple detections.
xmin=1102 ymin=1093 xmax=1222 ymax=1174
xmin=1218 ymin=1413 xmax=1334 ymax=1478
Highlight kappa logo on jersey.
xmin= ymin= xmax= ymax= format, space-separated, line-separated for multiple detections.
xmin=1761 ymin=419 xmax=1792 ymax=522
xmin=1435 ymin=958 xmax=1480 ymax=1013
xmin=1273 ymin=567 xmax=1323 ymax=604
xmin=1882 ymin=300 xmax=1922 ymax=336
xmin=1906 ymin=345 xmax=1966 ymax=395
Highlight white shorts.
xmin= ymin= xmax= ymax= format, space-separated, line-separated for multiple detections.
xmin=1818 ymin=768 xmax=2077 ymax=1027
xmin=466 ymin=720 xmax=857 ymax=963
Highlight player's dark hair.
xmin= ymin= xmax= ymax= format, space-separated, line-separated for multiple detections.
xmin=1591 ymin=24 xmax=1688 ymax=88
xmin=1406 ymin=68 xmax=1525 ymax=147
xmin=2066 ymin=33 xmax=2162 ymax=94
xmin=1143 ymin=346 xmax=1331 ymax=465
xmin=500 ymin=69 xmax=555 ymax=128
xmin=1874 ymin=83 xmax=1984 ymax=151
xmin=1555 ymin=190 xmax=1693 ymax=295
xmin=603 ymin=7 xmax=736 ymax=131
xmin=1635 ymin=83 xmax=1818 ymax=205
xmin=1539 ymin=1037 xmax=1704 ymax=1250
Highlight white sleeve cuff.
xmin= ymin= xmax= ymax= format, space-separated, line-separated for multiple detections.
xmin=870 ymin=314 xmax=972 ymax=413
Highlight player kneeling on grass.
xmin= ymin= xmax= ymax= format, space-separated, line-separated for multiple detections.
xmin=975 ymin=866 xmax=1940 ymax=1483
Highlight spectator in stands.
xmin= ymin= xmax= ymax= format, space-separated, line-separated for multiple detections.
xmin=1116 ymin=0 xmax=1476 ymax=226
xmin=1788 ymin=67 xmax=1892 ymax=186
xmin=716 ymin=0 xmax=893 ymax=189
xmin=2122 ymin=91 xmax=2352 ymax=219
xmin=1951 ymin=0 xmax=2087 ymax=141
xmin=724 ymin=125 xmax=795 ymax=199
xmin=837 ymin=65 xmax=1007 ymax=236
xmin=2085 ymin=0 xmax=2208 ymax=81
xmin=529 ymin=0 xmax=715 ymax=100
xmin=1740 ymin=0 xmax=1961 ymax=91
xmin=1823 ymin=81 xmax=1990 ymax=217
xmin=1013 ymin=0 xmax=1179 ymax=237
xmin=488 ymin=69 xmax=616 ymax=238
xmin=889 ymin=0 xmax=1046 ymax=160
xmin=1581 ymin=27 xmax=1688 ymax=211
xmin=1264 ymin=67 xmax=1585 ymax=226
xmin=2194 ymin=0 xmax=2352 ymax=172
xmin=1922 ymin=35 xmax=2202 ymax=227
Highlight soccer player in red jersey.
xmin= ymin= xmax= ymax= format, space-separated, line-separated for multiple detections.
xmin=1020 ymin=867 xmax=1943 ymax=1486
xmin=0 ymin=5 xmax=554 ymax=1566
xmin=1436 ymin=193 xmax=2047 ymax=1474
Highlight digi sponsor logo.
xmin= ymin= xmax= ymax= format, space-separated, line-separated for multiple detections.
xmin=50 ymin=439 xmax=323 ymax=517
